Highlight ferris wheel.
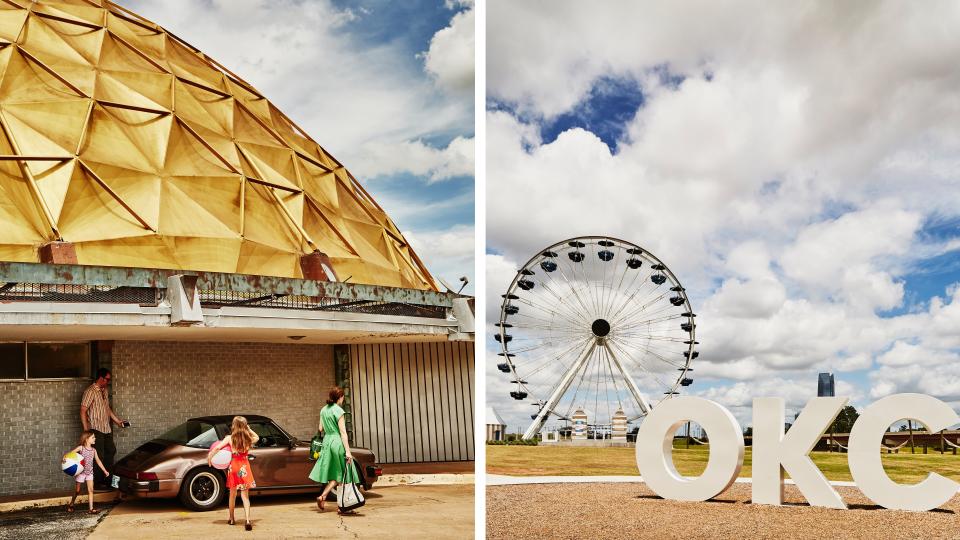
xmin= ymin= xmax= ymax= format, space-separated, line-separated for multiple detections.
xmin=495 ymin=236 xmax=697 ymax=439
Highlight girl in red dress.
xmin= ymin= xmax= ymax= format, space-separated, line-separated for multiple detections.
xmin=208 ymin=416 xmax=259 ymax=530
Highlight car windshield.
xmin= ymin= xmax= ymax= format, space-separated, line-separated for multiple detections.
xmin=157 ymin=421 xmax=219 ymax=448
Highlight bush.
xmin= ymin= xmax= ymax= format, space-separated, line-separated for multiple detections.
xmin=487 ymin=439 xmax=539 ymax=446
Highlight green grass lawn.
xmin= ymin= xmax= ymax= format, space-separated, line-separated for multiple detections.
xmin=487 ymin=444 xmax=960 ymax=484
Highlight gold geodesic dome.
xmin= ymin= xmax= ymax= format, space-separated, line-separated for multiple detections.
xmin=0 ymin=0 xmax=439 ymax=291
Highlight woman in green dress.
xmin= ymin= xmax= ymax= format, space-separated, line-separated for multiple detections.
xmin=309 ymin=386 xmax=360 ymax=513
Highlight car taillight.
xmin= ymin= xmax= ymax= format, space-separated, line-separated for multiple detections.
xmin=372 ymin=467 xmax=382 ymax=477
xmin=137 ymin=472 xmax=158 ymax=481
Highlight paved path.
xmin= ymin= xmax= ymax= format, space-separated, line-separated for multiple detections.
xmin=90 ymin=484 xmax=473 ymax=539
xmin=487 ymin=474 xmax=859 ymax=487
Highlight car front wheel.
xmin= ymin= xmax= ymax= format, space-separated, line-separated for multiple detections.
xmin=179 ymin=467 xmax=225 ymax=511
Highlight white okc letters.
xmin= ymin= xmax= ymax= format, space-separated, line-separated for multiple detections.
xmin=848 ymin=394 xmax=960 ymax=512
xmin=635 ymin=394 xmax=960 ymax=512
xmin=753 ymin=397 xmax=848 ymax=509
xmin=635 ymin=397 xmax=743 ymax=501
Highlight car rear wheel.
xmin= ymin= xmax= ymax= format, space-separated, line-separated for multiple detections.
xmin=179 ymin=467 xmax=225 ymax=511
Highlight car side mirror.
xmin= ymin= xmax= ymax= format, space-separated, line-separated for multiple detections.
xmin=288 ymin=437 xmax=299 ymax=450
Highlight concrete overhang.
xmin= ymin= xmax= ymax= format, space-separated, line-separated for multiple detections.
xmin=0 ymin=262 xmax=475 ymax=344
xmin=0 ymin=302 xmax=458 ymax=344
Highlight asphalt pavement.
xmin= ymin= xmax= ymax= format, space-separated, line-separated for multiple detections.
xmin=0 ymin=500 xmax=118 ymax=540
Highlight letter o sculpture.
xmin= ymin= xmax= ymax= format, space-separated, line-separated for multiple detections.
xmin=636 ymin=396 xmax=744 ymax=501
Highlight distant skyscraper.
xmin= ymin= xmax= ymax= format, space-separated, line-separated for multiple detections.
xmin=818 ymin=372 xmax=835 ymax=397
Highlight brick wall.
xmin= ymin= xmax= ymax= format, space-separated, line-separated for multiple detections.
xmin=111 ymin=341 xmax=334 ymax=458
xmin=0 ymin=341 xmax=333 ymax=497
xmin=0 ymin=380 xmax=89 ymax=496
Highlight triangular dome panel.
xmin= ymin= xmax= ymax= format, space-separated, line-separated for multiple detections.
xmin=0 ymin=0 xmax=438 ymax=290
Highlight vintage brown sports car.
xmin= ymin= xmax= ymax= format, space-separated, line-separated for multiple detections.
xmin=114 ymin=415 xmax=381 ymax=511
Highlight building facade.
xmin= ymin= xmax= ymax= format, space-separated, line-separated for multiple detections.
xmin=818 ymin=372 xmax=835 ymax=397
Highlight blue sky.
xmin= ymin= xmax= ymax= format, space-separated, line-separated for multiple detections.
xmin=485 ymin=2 xmax=960 ymax=432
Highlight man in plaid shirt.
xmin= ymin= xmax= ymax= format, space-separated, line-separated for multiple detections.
xmin=80 ymin=368 xmax=127 ymax=489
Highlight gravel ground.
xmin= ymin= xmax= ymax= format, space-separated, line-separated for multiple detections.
xmin=487 ymin=483 xmax=960 ymax=539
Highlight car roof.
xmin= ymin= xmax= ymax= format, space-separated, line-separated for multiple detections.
xmin=187 ymin=415 xmax=273 ymax=425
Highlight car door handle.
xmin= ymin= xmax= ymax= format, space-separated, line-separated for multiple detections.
xmin=248 ymin=455 xmax=256 ymax=461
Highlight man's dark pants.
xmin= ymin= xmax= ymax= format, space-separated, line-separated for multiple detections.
xmin=92 ymin=430 xmax=116 ymax=487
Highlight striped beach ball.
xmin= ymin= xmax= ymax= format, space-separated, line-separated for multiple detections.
xmin=61 ymin=452 xmax=84 ymax=477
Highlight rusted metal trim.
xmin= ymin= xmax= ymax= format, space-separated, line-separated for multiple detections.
xmin=0 ymin=262 xmax=458 ymax=307
xmin=226 ymin=293 xmax=287 ymax=307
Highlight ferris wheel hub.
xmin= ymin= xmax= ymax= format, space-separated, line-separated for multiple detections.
xmin=591 ymin=318 xmax=611 ymax=337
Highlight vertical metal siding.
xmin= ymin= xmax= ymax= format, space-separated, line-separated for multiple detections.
xmin=348 ymin=341 xmax=474 ymax=463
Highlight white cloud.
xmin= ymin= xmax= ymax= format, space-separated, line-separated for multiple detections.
xmin=403 ymin=225 xmax=475 ymax=294
xmin=356 ymin=137 xmax=475 ymax=182
xmin=707 ymin=278 xmax=786 ymax=319
xmin=424 ymin=3 xmax=475 ymax=95
xmin=486 ymin=2 xmax=960 ymax=423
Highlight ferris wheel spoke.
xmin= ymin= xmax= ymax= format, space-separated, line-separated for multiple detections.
xmin=610 ymin=336 xmax=688 ymax=372
xmin=571 ymin=257 xmax=600 ymax=320
xmin=601 ymin=244 xmax=633 ymax=319
xmin=507 ymin=335 xmax=590 ymax=355
xmin=620 ymin=339 xmax=691 ymax=368
xmin=611 ymin=290 xmax=672 ymax=327
xmin=562 ymin=346 xmax=594 ymax=420
xmin=551 ymin=256 xmax=599 ymax=321
xmin=605 ymin=278 xmax=656 ymax=326
xmin=607 ymin=347 xmax=674 ymax=402
xmin=601 ymin=339 xmax=653 ymax=414
xmin=512 ymin=295 xmax=590 ymax=330
xmin=511 ymin=295 xmax=584 ymax=328
xmin=610 ymin=278 xmax=668 ymax=321
xmin=615 ymin=305 xmax=685 ymax=328
xmin=523 ymin=339 xmax=598 ymax=439
xmin=615 ymin=287 xmax=671 ymax=321
xmin=504 ymin=334 xmax=590 ymax=358
xmin=516 ymin=336 xmax=594 ymax=383
xmin=535 ymin=278 xmax=594 ymax=326
xmin=524 ymin=264 xmax=594 ymax=325
xmin=598 ymin=242 xmax=626 ymax=320
xmin=510 ymin=308 xmax=584 ymax=335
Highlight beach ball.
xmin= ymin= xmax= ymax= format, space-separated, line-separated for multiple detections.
xmin=211 ymin=447 xmax=231 ymax=470
xmin=61 ymin=452 xmax=84 ymax=477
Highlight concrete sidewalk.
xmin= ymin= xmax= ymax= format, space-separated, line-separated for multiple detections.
xmin=90 ymin=484 xmax=473 ymax=539
xmin=0 ymin=490 xmax=121 ymax=514
xmin=0 ymin=471 xmax=474 ymax=514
